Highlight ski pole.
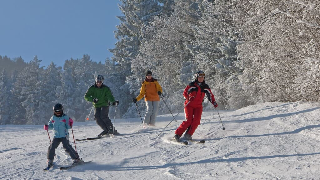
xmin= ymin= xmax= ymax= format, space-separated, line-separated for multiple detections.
xmin=135 ymin=102 xmax=144 ymax=123
xmin=86 ymin=107 xmax=94 ymax=121
xmin=160 ymin=95 xmax=177 ymax=122
xmin=71 ymin=128 xmax=77 ymax=152
xmin=216 ymin=109 xmax=225 ymax=130
xmin=156 ymin=101 xmax=191 ymax=138
xmin=46 ymin=129 xmax=52 ymax=144
xmin=113 ymin=104 xmax=118 ymax=133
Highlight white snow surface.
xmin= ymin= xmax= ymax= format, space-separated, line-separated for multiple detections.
xmin=2 ymin=102 xmax=320 ymax=179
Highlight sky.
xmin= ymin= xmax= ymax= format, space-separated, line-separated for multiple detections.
xmin=0 ymin=0 xmax=122 ymax=67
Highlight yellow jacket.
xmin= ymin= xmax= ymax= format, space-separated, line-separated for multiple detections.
xmin=136 ymin=79 xmax=162 ymax=102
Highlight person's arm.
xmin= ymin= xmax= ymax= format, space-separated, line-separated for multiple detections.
xmin=135 ymin=82 xmax=146 ymax=101
xmin=183 ymin=85 xmax=192 ymax=100
xmin=105 ymin=86 xmax=116 ymax=103
xmin=204 ymin=84 xmax=217 ymax=108
xmin=155 ymin=81 xmax=163 ymax=95
xmin=48 ymin=117 xmax=54 ymax=130
xmin=84 ymin=86 xmax=94 ymax=102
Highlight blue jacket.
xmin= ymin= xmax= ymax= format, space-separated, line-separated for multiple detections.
xmin=48 ymin=114 xmax=71 ymax=138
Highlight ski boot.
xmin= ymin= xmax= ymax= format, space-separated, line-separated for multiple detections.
xmin=108 ymin=127 xmax=120 ymax=135
xmin=173 ymin=134 xmax=181 ymax=142
xmin=97 ymin=130 xmax=109 ymax=137
xmin=43 ymin=159 xmax=54 ymax=170
xmin=72 ymin=158 xmax=84 ymax=165
xmin=183 ymin=133 xmax=192 ymax=140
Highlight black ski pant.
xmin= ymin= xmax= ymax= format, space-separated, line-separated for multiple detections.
xmin=47 ymin=137 xmax=79 ymax=160
xmin=94 ymin=106 xmax=113 ymax=132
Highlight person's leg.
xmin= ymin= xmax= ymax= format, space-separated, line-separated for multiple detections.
xmin=149 ymin=101 xmax=159 ymax=125
xmin=175 ymin=106 xmax=194 ymax=136
xmin=144 ymin=101 xmax=153 ymax=124
xmin=61 ymin=138 xmax=79 ymax=160
xmin=47 ymin=138 xmax=61 ymax=161
xmin=186 ymin=106 xmax=203 ymax=136
xmin=101 ymin=106 xmax=114 ymax=133
xmin=94 ymin=107 xmax=109 ymax=132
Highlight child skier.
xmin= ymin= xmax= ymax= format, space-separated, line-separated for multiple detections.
xmin=44 ymin=103 xmax=82 ymax=169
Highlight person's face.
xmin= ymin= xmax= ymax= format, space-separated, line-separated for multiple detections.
xmin=146 ymin=74 xmax=152 ymax=79
xmin=96 ymin=80 xmax=102 ymax=87
xmin=54 ymin=110 xmax=62 ymax=116
xmin=197 ymin=75 xmax=205 ymax=82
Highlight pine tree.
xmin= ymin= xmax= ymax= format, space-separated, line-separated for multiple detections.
xmin=0 ymin=70 xmax=11 ymax=124
xmin=36 ymin=62 xmax=63 ymax=124
xmin=13 ymin=56 xmax=43 ymax=124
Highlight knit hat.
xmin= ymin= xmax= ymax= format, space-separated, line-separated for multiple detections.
xmin=146 ymin=70 xmax=152 ymax=76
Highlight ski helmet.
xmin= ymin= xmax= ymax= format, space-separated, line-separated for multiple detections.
xmin=53 ymin=103 xmax=63 ymax=112
xmin=195 ymin=70 xmax=205 ymax=79
xmin=95 ymin=75 xmax=104 ymax=82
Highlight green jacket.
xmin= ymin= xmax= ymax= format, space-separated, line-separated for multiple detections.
xmin=84 ymin=84 xmax=116 ymax=107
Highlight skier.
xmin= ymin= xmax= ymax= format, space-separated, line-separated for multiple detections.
xmin=133 ymin=70 xmax=163 ymax=126
xmin=84 ymin=75 xmax=119 ymax=137
xmin=44 ymin=103 xmax=82 ymax=169
xmin=173 ymin=71 xmax=218 ymax=141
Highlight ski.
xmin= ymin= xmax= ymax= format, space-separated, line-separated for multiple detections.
xmin=60 ymin=161 xmax=91 ymax=170
xmin=169 ymin=138 xmax=188 ymax=145
xmin=76 ymin=132 xmax=121 ymax=141
xmin=190 ymin=139 xmax=205 ymax=144
xmin=76 ymin=135 xmax=110 ymax=141
xmin=86 ymin=136 xmax=103 ymax=140
xmin=180 ymin=140 xmax=189 ymax=145
xmin=43 ymin=164 xmax=53 ymax=171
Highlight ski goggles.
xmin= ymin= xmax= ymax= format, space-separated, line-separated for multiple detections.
xmin=54 ymin=110 xmax=62 ymax=113
xmin=96 ymin=81 xmax=103 ymax=84
xmin=198 ymin=73 xmax=205 ymax=77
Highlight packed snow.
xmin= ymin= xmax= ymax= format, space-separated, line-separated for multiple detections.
xmin=1 ymin=102 xmax=320 ymax=179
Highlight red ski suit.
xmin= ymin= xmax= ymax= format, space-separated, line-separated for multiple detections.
xmin=175 ymin=81 xmax=216 ymax=136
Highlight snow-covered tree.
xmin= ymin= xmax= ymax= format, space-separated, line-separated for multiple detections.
xmin=61 ymin=55 xmax=101 ymax=121
xmin=111 ymin=0 xmax=163 ymax=117
xmin=235 ymin=0 xmax=320 ymax=103
xmin=36 ymin=62 xmax=63 ymax=124
xmin=12 ymin=56 xmax=43 ymax=124
xmin=0 ymin=70 xmax=11 ymax=124
xmin=130 ymin=0 xmax=206 ymax=114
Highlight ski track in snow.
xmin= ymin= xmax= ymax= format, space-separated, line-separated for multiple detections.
xmin=1 ymin=102 xmax=320 ymax=179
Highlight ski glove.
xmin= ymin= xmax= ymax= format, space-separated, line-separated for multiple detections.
xmin=93 ymin=98 xmax=99 ymax=103
xmin=133 ymin=98 xmax=137 ymax=103
xmin=212 ymin=101 xmax=218 ymax=108
xmin=112 ymin=100 xmax=119 ymax=106
xmin=69 ymin=118 xmax=74 ymax=127
xmin=158 ymin=91 xmax=162 ymax=96
xmin=44 ymin=124 xmax=48 ymax=130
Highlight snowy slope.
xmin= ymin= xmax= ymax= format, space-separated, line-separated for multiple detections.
xmin=1 ymin=102 xmax=320 ymax=179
